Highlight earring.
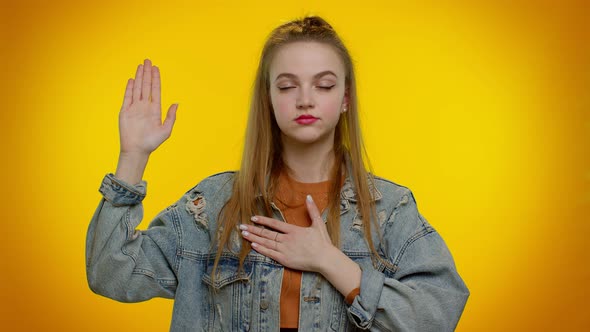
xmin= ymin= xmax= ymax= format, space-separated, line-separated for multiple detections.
xmin=341 ymin=106 xmax=347 ymax=113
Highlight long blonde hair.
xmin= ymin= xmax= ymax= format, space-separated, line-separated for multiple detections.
xmin=211 ymin=16 xmax=381 ymax=279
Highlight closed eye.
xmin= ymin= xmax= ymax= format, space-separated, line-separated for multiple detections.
xmin=277 ymin=85 xmax=335 ymax=91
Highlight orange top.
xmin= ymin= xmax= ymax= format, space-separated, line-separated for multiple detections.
xmin=275 ymin=171 xmax=360 ymax=328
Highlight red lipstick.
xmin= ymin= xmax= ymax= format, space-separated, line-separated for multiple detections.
xmin=295 ymin=114 xmax=318 ymax=125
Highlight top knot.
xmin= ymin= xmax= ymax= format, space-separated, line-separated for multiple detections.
xmin=301 ymin=16 xmax=334 ymax=33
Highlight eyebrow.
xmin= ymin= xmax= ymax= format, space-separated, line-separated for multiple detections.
xmin=274 ymin=70 xmax=338 ymax=82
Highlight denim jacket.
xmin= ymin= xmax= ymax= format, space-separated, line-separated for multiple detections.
xmin=86 ymin=168 xmax=469 ymax=331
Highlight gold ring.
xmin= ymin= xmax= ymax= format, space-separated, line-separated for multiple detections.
xmin=274 ymin=232 xmax=279 ymax=242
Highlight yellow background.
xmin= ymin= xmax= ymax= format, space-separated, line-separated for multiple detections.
xmin=2 ymin=0 xmax=588 ymax=330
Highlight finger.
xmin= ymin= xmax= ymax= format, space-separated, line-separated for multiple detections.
xmin=162 ymin=104 xmax=178 ymax=136
xmin=242 ymin=223 xmax=280 ymax=240
xmin=241 ymin=229 xmax=277 ymax=250
xmin=122 ymin=78 xmax=134 ymax=110
xmin=251 ymin=216 xmax=292 ymax=234
xmin=305 ymin=195 xmax=323 ymax=225
xmin=133 ymin=64 xmax=143 ymax=103
xmin=151 ymin=66 xmax=161 ymax=105
xmin=141 ymin=59 xmax=152 ymax=101
xmin=251 ymin=242 xmax=283 ymax=262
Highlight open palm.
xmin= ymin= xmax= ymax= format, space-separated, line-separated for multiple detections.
xmin=119 ymin=58 xmax=178 ymax=155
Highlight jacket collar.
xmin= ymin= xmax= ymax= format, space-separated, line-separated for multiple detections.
xmin=340 ymin=151 xmax=382 ymax=201
xmin=340 ymin=173 xmax=383 ymax=203
xmin=337 ymin=154 xmax=382 ymax=215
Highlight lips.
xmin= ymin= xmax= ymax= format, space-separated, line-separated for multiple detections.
xmin=295 ymin=114 xmax=318 ymax=125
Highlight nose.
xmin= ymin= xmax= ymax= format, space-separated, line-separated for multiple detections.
xmin=296 ymin=86 xmax=315 ymax=110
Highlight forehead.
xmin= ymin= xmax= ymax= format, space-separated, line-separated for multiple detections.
xmin=270 ymin=41 xmax=344 ymax=80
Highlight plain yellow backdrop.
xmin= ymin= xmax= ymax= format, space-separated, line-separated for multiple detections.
xmin=2 ymin=0 xmax=588 ymax=331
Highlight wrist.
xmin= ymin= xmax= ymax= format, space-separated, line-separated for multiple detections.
xmin=119 ymin=150 xmax=151 ymax=161
xmin=115 ymin=152 xmax=150 ymax=185
xmin=317 ymin=245 xmax=362 ymax=298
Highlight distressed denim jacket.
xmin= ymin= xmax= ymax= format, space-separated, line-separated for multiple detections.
xmin=86 ymin=167 xmax=469 ymax=331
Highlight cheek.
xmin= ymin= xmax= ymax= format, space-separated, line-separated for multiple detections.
xmin=271 ymin=94 xmax=293 ymax=119
xmin=322 ymin=98 xmax=343 ymax=118
xmin=275 ymin=99 xmax=292 ymax=113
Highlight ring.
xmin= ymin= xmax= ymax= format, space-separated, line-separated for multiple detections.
xmin=274 ymin=232 xmax=279 ymax=242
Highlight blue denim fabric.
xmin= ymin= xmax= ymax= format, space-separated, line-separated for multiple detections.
xmin=86 ymin=168 xmax=469 ymax=331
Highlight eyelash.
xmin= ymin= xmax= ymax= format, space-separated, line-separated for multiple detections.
xmin=278 ymin=85 xmax=335 ymax=91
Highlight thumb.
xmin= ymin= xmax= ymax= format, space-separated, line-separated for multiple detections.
xmin=163 ymin=103 xmax=179 ymax=134
xmin=305 ymin=195 xmax=324 ymax=227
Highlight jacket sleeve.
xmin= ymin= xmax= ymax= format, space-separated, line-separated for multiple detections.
xmin=346 ymin=189 xmax=470 ymax=331
xmin=85 ymin=173 xmax=179 ymax=302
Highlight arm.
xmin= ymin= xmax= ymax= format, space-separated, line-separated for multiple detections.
xmin=317 ymin=246 xmax=361 ymax=304
xmin=346 ymin=190 xmax=470 ymax=331
xmin=86 ymin=59 xmax=183 ymax=302
xmin=85 ymin=173 xmax=179 ymax=302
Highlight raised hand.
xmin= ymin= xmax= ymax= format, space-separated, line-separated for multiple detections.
xmin=119 ymin=58 xmax=179 ymax=156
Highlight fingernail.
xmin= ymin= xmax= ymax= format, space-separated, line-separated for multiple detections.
xmin=241 ymin=231 xmax=249 ymax=236
xmin=251 ymin=216 xmax=258 ymax=222
xmin=239 ymin=224 xmax=247 ymax=230
xmin=307 ymin=195 xmax=313 ymax=202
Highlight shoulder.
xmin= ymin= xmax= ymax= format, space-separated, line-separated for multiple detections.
xmin=167 ymin=171 xmax=237 ymax=232
xmin=369 ymin=174 xmax=415 ymax=208
xmin=188 ymin=170 xmax=237 ymax=193
xmin=369 ymin=173 xmax=431 ymax=231
xmin=178 ymin=171 xmax=237 ymax=209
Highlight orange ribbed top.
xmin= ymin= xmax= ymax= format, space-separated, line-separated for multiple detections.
xmin=275 ymin=170 xmax=332 ymax=328
xmin=274 ymin=170 xmax=360 ymax=328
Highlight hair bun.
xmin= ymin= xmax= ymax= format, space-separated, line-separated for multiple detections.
xmin=302 ymin=16 xmax=333 ymax=32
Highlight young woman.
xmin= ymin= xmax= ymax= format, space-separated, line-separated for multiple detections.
xmin=86 ymin=16 xmax=469 ymax=331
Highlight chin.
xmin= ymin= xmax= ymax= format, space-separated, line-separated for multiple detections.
xmin=283 ymin=132 xmax=330 ymax=146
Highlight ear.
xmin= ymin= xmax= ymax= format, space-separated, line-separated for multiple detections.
xmin=343 ymin=88 xmax=349 ymax=108
xmin=341 ymin=89 xmax=349 ymax=113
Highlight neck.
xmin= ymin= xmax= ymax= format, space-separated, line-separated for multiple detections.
xmin=281 ymin=134 xmax=336 ymax=183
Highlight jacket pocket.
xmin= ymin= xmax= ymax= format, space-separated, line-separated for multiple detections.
xmin=202 ymin=255 xmax=253 ymax=332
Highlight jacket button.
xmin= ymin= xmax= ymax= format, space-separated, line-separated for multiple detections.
xmin=260 ymin=300 xmax=269 ymax=310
